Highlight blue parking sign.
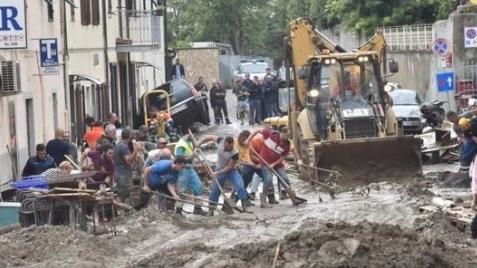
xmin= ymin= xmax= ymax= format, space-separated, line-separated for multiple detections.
xmin=436 ymin=72 xmax=454 ymax=92
xmin=40 ymin=38 xmax=58 ymax=74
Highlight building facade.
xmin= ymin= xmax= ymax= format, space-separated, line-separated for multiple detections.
xmin=0 ymin=0 xmax=166 ymax=185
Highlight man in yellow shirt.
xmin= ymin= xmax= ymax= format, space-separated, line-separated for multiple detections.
xmin=235 ymin=130 xmax=271 ymax=208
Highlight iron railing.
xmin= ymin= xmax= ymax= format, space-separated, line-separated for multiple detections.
xmin=376 ymin=24 xmax=433 ymax=51
xmin=117 ymin=9 xmax=162 ymax=47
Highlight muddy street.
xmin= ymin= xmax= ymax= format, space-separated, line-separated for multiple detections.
xmin=1 ymin=90 xmax=477 ymax=268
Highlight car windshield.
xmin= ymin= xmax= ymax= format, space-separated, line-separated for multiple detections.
xmin=241 ymin=64 xmax=268 ymax=73
xmin=389 ymin=90 xmax=424 ymax=105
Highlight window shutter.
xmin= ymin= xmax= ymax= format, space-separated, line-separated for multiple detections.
xmin=92 ymin=0 xmax=100 ymax=25
xmin=80 ymin=0 xmax=91 ymax=25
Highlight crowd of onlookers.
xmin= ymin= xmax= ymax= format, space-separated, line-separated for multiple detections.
xmin=193 ymin=68 xmax=281 ymax=126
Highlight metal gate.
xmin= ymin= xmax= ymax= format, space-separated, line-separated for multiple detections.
xmin=454 ymin=64 xmax=477 ymax=112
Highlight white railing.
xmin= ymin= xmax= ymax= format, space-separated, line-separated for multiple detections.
xmin=376 ymin=24 xmax=433 ymax=51
xmin=118 ymin=9 xmax=162 ymax=47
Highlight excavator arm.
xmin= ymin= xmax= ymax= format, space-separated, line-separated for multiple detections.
xmin=357 ymin=32 xmax=387 ymax=73
xmin=287 ymin=18 xmax=346 ymax=108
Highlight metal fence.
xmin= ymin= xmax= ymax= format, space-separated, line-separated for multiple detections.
xmin=118 ymin=9 xmax=161 ymax=46
xmin=377 ymin=24 xmax=433 ymax=51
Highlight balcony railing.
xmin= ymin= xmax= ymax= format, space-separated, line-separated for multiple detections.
xmin=376 ymin=24 xmax=433 ymax=51
xmin=117 ymin=9 xmax=162 ymax=47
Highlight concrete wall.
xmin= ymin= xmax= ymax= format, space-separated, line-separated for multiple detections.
xmin=386 ymin=52 xmax=433 ymax=95
xmin=175 ymin=48 xmax=220 ymax=88
xmin=0 ymin=1 xmax=66 ymax=184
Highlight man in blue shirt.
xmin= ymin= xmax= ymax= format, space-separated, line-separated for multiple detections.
xmin=142 ymin=157 xmax=187 ymax=215
xmin=22 ymin=143 xmax=56 ymax=177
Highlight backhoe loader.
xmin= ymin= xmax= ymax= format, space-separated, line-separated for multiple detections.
xmin=272 ymin=18 xmax=422 ymax=183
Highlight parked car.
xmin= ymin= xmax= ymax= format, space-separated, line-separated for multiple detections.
xmin=389 ymin=89 xmax=426 ymax=134
xmin=134 ymin=78 xmax=209 ymax=131
xmin=232 ymin=59 xmax=272 ymax=84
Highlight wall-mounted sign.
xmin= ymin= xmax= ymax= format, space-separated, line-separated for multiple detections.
xmin=465 ymin=27 xmax=477 ymax=48
xmin=0 ymin=0 xmax=26 ymax=49
xmin=432 ymin=38 xmax=450 ymax=56
xmin=40 ymin=38 xmax=59 ymax=75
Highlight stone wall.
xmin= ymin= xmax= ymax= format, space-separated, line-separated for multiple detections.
xmin=175 ymin=48 xmax=220 ymax=88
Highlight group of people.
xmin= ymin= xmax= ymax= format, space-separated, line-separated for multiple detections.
xmin=233 ymin=68 xmax=281 ymax=125
xmin=191 ymin=68 xmax=281 ymax=127
xmin=139 ymin=125 xmax=306 ymax=216
xmin=22 ymin=128 xmax=77 ymax=180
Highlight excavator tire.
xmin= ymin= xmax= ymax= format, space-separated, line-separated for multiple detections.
xmin=312 ymin=136 xmax=422 ymax=186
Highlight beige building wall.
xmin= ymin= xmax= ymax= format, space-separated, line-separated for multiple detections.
xmin=0 ymin=1 xmax=66 ymax=184
xmin=175 ymin=48 xmax=220 ymax=88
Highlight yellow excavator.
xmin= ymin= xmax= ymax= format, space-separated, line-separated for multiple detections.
xmin=266 ymin=18 xmax=422 ymax=183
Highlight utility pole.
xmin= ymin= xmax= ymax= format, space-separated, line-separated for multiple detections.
xmin=60 ymin=0 xmax=71 ymax=135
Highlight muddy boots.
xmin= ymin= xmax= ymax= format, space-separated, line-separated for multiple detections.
xmin=207 ymin=202 xmax=216 ymax=216
xmin=175 ymin=206 xmax=184 ymax=216
xmin=285 ymin=187 xmax=307 ymax=206
xmin=260 ymin=193 xmax=272 ymax=208
xmin=267 ymin=193 xmax=279 ymax=205
xmin=242 ymin=199 xmax=255 ymax=210
xmin=249 ymin=192 xmax=256 ymax=201
xmin=279 ymin=190 xmax=289 ymax=200
xmin=193 ymin=205 xmax=208 ymax=216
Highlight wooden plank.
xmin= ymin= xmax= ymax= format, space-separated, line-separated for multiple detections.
xmin=47 ymin=193 xmax=92 ymax=197
xmin=50 ymin=187 xmax=97 ymax=194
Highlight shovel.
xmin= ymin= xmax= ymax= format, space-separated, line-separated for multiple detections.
xmin=188 ymin=130 xmax=244 ymax=213
xmin=151 ymin=190 xmax=226 ymax=213
xmin=249 ymin=147 xmax=307 ymax=205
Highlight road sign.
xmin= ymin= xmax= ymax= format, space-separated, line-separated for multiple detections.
xmin=432 ymin=38 xmax=450 ymax=56
xmin=0 ymin=0 xmax=27 ymax=49
xmin=436 ymin=72 xmax=454 ymax=92
xmin=40 ymin=38 xmax=59 ymax=75
xmin=465 ymin=27 xmax=477 ymax=48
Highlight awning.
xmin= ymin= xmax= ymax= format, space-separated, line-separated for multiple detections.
xmin=69 ymin=74 xmax=103 ymax=85
xmin=135 ymin=61 xmax=163 ymax=70
xmin=43 ymin=0 xmax=77 ymax=8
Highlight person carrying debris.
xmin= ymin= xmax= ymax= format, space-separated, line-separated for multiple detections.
xmin=195 ymin=135 xmax=254 ymax=216
xmin=173 ymin=129 xmax=208 ymax=216
xmin=250 ymin=127 xmax=306 ymax=206
xmin=142 ymin=157 xmax=188 ymax=214
xmin=235 ymin=130 xmax=271 ymax=208
xmin=447 ymin=110 xmax=477 ymax=174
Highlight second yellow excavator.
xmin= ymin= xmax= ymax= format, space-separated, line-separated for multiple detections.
xmin=265 ymin=18 xmax=422 ymax=184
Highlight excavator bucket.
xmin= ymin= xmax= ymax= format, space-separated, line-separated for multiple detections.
xmin=312 ymin=136 xmax=422 ymax=185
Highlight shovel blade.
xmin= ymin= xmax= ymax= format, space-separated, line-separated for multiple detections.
xmin=221 ymin=200 xmax=235 ymax=214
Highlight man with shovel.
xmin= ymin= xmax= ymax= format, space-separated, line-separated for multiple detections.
xmin=249 ymin=126 xmax=306 ymax=206
xmin=142 ymin=157 xmax=188 ymax=215
xmin=174 ymin=129 xmax=208 ymax=216
xmin=195 ymin=135 xmax=254 ymax=216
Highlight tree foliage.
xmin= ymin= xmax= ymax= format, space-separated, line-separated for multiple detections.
xmin=166 ymin=0 xmax=459 ymax=63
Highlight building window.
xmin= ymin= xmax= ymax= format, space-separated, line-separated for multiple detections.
xmin=80 ymin=0 xmax=91 ymax=25
xmin=47 ymin=2 xmax=54 ymax=22
xmin=126 ymin=0 xmax=136 ymax=11
xmin=71 ymin=1 xmax=76 ymax=22
xmin=92 ymin=0 xmax=100 ymax=25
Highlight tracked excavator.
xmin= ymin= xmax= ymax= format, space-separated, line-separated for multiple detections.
xmin=274 ymin=18 xmax=422 ymax=183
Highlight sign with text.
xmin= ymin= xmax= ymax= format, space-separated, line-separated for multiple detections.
xmin=40 ymin=38 xmax=59 ymax=75
xmin=465 ymin=27 xmax=477 ymax=48
xmin=0 ymin=0 xmax=26 ymax=49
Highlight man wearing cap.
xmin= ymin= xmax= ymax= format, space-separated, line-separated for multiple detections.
xmin=234 ymin=80 xmax=250 ymax=125
xmin=447 ymin=110 xmax=477 ymax=174
xmin=173 ymin=128 xmax=207 ymax=216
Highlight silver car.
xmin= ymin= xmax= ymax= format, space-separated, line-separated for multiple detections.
xmin=232 ymin=60 xmax=271 ymax=84
xmin=389 ymin=89 xmax=426 ymax=134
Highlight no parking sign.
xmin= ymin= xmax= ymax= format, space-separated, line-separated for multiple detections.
xmin=465 ymin=27 xmax=477 ymax=48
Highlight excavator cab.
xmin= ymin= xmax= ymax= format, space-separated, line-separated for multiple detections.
xmin=297 ymin=52 xmax=422 ymax=184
